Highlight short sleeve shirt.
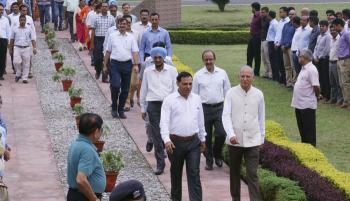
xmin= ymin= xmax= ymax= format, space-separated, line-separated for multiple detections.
xmin=291 ymin=62 xmax=320 ymax=109
xmin=67 ymin=135 xmax=106 ymax=193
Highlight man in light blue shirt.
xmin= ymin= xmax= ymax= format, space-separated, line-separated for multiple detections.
xmin=139 ymin=12 xmax=172 ymax=62
xmin=266 ymin=11 xmax=279 ymax=82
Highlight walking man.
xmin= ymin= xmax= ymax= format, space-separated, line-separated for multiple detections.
xmin=0 ymin=3 xmax=11 ymax=81
xmin=103 ymin=17 xmax=139 ymax=119
xmin=247 ymin=2 xmax=262 ymax=76
xmin=37 ymin=0 xmax=51 ymax=33
xmin=292 ymin=49 xmax=320 ymax=147
xmin=9 ymin=14 xmax=37 ymax=83
xmin=160 ymin=72 xmax=206 ymax=201
xmin=140 ymin=47 xmax=177 ymax=175
xmin=64 ymin=0 xmax=79 ymax=41
xmin=192 ymin=50 xmax=230 ymax=170
xmin=222 ymin=66 xmax=265 ymax=201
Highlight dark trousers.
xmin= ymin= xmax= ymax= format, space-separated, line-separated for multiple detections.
xmin=276 ymin=46 xmax=286 ymax=85
xmin=229 ymin=146 xmax=262 ymax=201
xmin=38 ymin=5 xmax=50 ymax=30
xmin=247 ymin=36 xmax=261 ymax=76
xmin=169 ymin=137 xmax=202 ymax=201
xmin=329 ymin=61 xmax=343 ymax=104
xmin=54 ymin=1 xmax=64 ymax=29
xmin=93 ymin=36 xmax=105 ymax=76
xmin=268 ymin=41 xmax=280 ymax=82
xmin=67 ymin=188 xmax=102 ymax=201
xmin=203 ymin=103 xmax=226 ymax=165
xmin=67 ymin=11 xmax=75 ymax=41
xmin=295 ymin=108 xmax=316 ymax=147
xmin=292 ymin=51 xmax=302 ymax=75
xmin=147 ymin=101 xmax=165 ymax=170
xmin=109 ymin=59 xmax=132 ymax=113
xmin=317 ymin=58 xmax=330 ymax=100
xmin=0 ymin=38 xmax=8 ymax=78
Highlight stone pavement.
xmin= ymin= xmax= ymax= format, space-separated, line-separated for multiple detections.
xmin=1 ymin=55 xmax=66 ymax=200
xmin=53 ymin=30 xmax=250 ymax=200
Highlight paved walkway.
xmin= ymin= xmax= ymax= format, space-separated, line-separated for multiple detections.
xmin=1 ymin=54 xmax=65 ymax=200
xmin=53 ymin=29 xmax=250 ymax=200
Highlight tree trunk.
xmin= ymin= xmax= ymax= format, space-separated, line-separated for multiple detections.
xmin=218 ymin=3 xmax=225 ymax=12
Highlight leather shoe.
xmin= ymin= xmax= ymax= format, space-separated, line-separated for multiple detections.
xmin=154 ymin=169 xmax=164 ymax=175
xmin=111 ymin=110 xmax=119 ymax=118
xmin=215 ymin=158 xmax=223 ymax=167
xmin=118 ymin=112 xmax=127 ymax=119
xmin=23 ymin=80 xmax=28 ymax=84
xmin=146 ymin=142 xmax=153 ymax=152
xmin=15 ymin=76 xmax=20 ymax=82
xmin=205 ymin=163 xmax=213 ymax=171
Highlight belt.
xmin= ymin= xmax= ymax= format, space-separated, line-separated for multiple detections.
xmin=329 ymin=60 xmax=338 ymax=63
xmin=111 ymin=59 xmax=132 ymax=63
xmin=170 ymin=133 xmax=198 ymax=141
xmin=319 ymin=56 xmax=329 ymax=60
xmin=68 ymin=188 xmax=102 ymax=199
xmin=202 ymin=102 xmax=223 ymax=108
xmin=338 ymin=55 xmax=350 ymax=60
xmin=148 ymin=101 xmax=162 ymax=104
xmin=15 ymin=45 xmax=29 ymax=48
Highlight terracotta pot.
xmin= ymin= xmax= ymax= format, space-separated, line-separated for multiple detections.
xmin=54 ymin=62 xmax=63 ymax=71
xmin=51 ymin=49 xmax=59 ymax=55
xmin=62 ymin=80 xmax=72 ymax=91
xmin=93 ymin=140 xmax=105 ymax=153
xmin=105 ymin=171 xmax=118 ymax=192
xmin=75 ymin=116 xmax=80 ymax=128
xmin=70 ymin=97 xmax=82 ymax=108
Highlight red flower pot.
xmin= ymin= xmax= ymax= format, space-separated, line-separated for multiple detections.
xmin=75 ymin=116 xmax=80 ymax=128
xmin=93 ymin=140 xmax=105 ymax=153
xmin=62 ymin=80 xmax=72 ymax=91
xmin=105 ymin=171 xmax=118 ymax=192
xmin=70 ymin=97 xmax=82 ymax=108
xmin=51 ymin=49 xmax=59 ymax=55
xmin=55 ymin=62 xmax=63 ymax=72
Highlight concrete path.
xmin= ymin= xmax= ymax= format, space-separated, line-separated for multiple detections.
xmin=1 ymin=55 xmax=65 ymax=200
xmin=51 ymin=29 xmax=250 ymax=201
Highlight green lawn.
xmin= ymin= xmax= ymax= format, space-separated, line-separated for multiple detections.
xmin=181 ymin=3 xmax=350 ymax=28
xmin=173 ymin=44 xmax=350 ymax=172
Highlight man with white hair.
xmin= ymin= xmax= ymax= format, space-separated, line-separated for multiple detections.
xmin=140 ymin=47 xmax=177 ymax=175
xmin=222 ymin=66 xmax=265 ymax=201
xmin=292 ymin=49 xmax=320 ymax=147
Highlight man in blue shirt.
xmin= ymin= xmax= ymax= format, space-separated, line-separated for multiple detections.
xmin=308 ymin=16 xmax=320 ymax=53
xmin=281 ymin=8 xmax=297 ymax=88
xmin=139 ymin=12 xmax=172 ymax=62
xmin=67 ymin=113 xmax=106 ymax=201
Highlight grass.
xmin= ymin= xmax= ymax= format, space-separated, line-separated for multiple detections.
xmin=173 ymin=44 xmax=350 ymax=172
xmin=181 ymin=3 xmax=350 ymax=28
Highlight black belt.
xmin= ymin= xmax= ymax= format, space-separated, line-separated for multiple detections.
xmin=68 ymin=188 xmax=102 ymax=199
xmin=329 ymin=60 xmax=337 ymax=63
xmin=111 ymin=59 xmax=132 ymax=63
xmin=148 ymin=101 xmax=162 ymax=104
xmin=170 ymin=133 xmax=198 ymax=141
xmin=15 ymin=45 xmax=29 ymax=48
xmin=202 ymin=102 xmax=223 ymax=108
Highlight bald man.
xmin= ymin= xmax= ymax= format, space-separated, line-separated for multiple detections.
xmin=222 ymin=66 xmax=265 ymax=201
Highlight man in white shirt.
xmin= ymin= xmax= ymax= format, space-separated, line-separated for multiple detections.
xmin=131 ymin=8 xmax=151 ymax=47
xmin=291 ymin=49 xmax=320 ymax=147
xmin=6 ymin=2 xmax=19 ymax=74
xmin=160 ymin=71 xmax=206 ymax=201
xmin=222 ymin=66 xmax=264 ymax=201
xmin=266 ymin=10 xmax=278 ymax=81
xmin=192 ymin=50 xmax=230 ymax=171
xmin=140 ymin=47 xmax=177 ymax=175
xmin=9 ymin=14 xmax=37 ymax=83
xmin=274 ymin=6 xmax=290 ymax=85
xmin=0 ymin=3 xmax=10 ymax=80
xmin=121 ymin=3 xmax=136 ymax=23
xmin=103 ymin=17 xmax=139 ymax=119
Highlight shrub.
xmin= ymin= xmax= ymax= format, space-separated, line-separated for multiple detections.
xmin=211 ymin=0 xmax=230 ymax=12
xmin=169 ymin=30 xmax=249 ymax=45
xmin=172 ymin=55 xmax=194 ymax=75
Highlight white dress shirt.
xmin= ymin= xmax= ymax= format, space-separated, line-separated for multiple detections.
xmin=86 ymin=10 xmax=97 ymax=28
xmin=160 ymin=92 xmax=207 ymax=144
xmin=131 ymin=21 xmax=151 ymax=46
xmin=0 ymin=16 xmax=11 ymax=39
xmin=140 ymin=63 xmax=178 ymax=113
xmin=7 ymin=12 xmax=19 ymax=25
xmin=10 ymin=25 xmax=34 ymax=46
xmin=266 ymin=18 xmax=278 ymax=42
xmin=192 ymin=66 xmax=230 ymax=104
xmin=291 ymin=25 xmax=312 ymax=52
xmin=329 ymin=34 xmax=340 ymax=61
xmin=106 ymin=31 xmax=139 ymax=61
xmin=274 ymin=17 xmax=290 ymax=45
xmin=313 ymin=32 xmax=331 ymax=60
xmin=10 ymin=15 xmax=36 ymax=40
xmin=222 ymin=85 xmax=265 ymax=147
xmin=103 ymin=25 xmax=118 ymax=54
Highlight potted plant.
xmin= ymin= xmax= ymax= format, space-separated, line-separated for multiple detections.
xmin=68 ymin=87 xmax=83 ymax=108
xmin=100 ymin=151 xmax=124 ymax=192
xmin=72 ymin=103 xmax=84 ymax=128
xmin=48 ymin=38 xmax=58 ymax=54
xmin=53 ymin=53 xmax=64 ymax=71
xmin=93 ymin=124 xmax=110 ymax=153
xmin=52 ymin=66 xmax=76 ymax=91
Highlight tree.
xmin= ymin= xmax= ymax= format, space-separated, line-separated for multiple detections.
xmin=211 ymin=0 xmax=230 ymax=12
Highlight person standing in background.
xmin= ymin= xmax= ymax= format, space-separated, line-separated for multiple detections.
xmin=64 ymin=0 xmax=79 ymax=41
xmin=260 ymin=6 xmax=271 ymax=79
xmin=0 ymin=3 xmax=10 ymax=81
xmin=37 ymin=0 xmax=51 ymax=33
xmin=247 ymin=2 xmax=262 ymax=76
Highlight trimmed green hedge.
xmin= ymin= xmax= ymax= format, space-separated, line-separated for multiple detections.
xmin=169 ymin=30 xmax=249 ymax=45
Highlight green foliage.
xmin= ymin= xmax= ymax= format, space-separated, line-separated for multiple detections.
xmin=72 ymin=104 xmax=84 ymax=116
xmin=100 ymin=151 xmax=124 ymax=172
xmin=68 ymin=87 xmax=82 ymax=98
xmin=211 ymin=0 xmax=230 ymax=12
xmin=43 ymin=24 xmax=51 ymax=33
xmin=54 ymin=53 xmax=65 ymax=63
xmin=102 ymin=123 xmax=111 ymax=137
xmin=47 ymin=38 xmax=57 ymax=49
xmin=52 ymin=66 xmax=76 ymax=82
xmin=169 ymin=30 xmax=249 ymax=45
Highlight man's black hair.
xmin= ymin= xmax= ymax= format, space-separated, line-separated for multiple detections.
xmin=279 ymin=7 xmax=288 ymax=14
xmin=326 ymin=9 xmax=335 ymax=15
xmin=319 ymin=20 xmax=329 ymax=26
xmin=332 ymin=18 xmax=345 ymax=27
xmin=293 ymin=16 xmax=301 ymax=25
xmin=309 ymin=10 xmax=318 ymax=17
xmin=176 ymin=71 xmax=192 ymax=82
xmin=251 ymin=2 xmax=260 ymax=11
xmin=79 ymin=113 xmax=103 ymax=136
xmin=268 ymin=10 xmax=276 ymax=19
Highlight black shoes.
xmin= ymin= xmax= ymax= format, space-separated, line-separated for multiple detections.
xmin=118 ymin=112 xmax=127 ymax=119
xmin=146 ymin=142 xmax=153 ymax=152
xmin=111 ymin=110 xmax=119 ymax=118
xmin=215 ymin=158 xmax=223 ymax=167
xmin=15 ymin=76 xmax=20 ymax=82
xmin=23 ymin=80 xmax=28 ymax=84
xmin=154 ymin=169 xmax=164 ymax=175
xmin=205 ymin=163 xmax=213 ymax=171
xmin=0 ymin=77 xmax=4 ymax=80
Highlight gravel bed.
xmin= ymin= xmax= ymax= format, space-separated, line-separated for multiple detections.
xmin=32 ymin=38 xmax=170 ymax=201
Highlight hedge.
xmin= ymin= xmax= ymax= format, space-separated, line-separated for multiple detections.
xmin=172 ymin=55 xmax=194 ymax=75
xmin=222 ymin=146 xmax=307 ymax=201
xmin=265 ymin=120 xmax=350 ymax=199
xmin=169 ymin=30 xmax=249 ymax=45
